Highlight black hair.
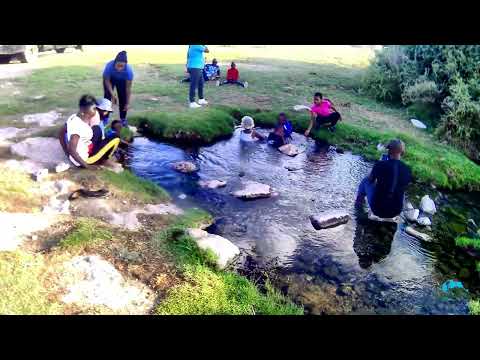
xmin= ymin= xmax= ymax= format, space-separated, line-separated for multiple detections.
xmin=314 ymin=92 xmax=323 ymax=98
xmin=111 ymin=120 xmax=122 ymax=128
xmin=279 ymin=112 xmax=286 ymax=117
xmin=78 ymin=94 xmax=97 ymax=109
xmin=114 ymin=50 xmax=128 ymax=63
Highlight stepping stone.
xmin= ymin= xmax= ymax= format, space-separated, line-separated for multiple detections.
xmin=310 ymin=211 xmax=350 ymax=230
xmin=187 ymin=229 xmax=240 ymax=269
xmin=198 ymin=180 xmax=227 ymax=189
xmin=172 ymin=161 xmax=198 ymax=173
xmin=278 ymin=143 xmax=300 ymax=157
xmin=231 ymin=181 xmax=272 ymax=200
xmin=10 ymin=137 xmax=66 ymax=166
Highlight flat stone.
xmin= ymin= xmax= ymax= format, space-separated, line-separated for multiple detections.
xmin=198 ymin=180 xmax=227 ymax=189
xmin=23 ymin=111 xmax=61 ymax=127
xmin=187 ymin=229 xmax=240 ymax=269
xmin=172 ymin=161 xmax=198 ymax=173
xmin=55 ymin=162 xmax=70 ymax=173
xmin=231 ymin=181 xmax=272 ymax=200
xmin=0 ymin=127 xmax=26 ymax=141
xmin=11 ymin=137 xmax=66 ymax=167
xmin=278 ymin=143 xmax=300 ymax=157
xmin=405 ymin=226 xmax=432 ymax=242
xmin=310 ymin=211 xmax=350 ymax=230
xmin=417 ymin=216 xmax=432 ymax=226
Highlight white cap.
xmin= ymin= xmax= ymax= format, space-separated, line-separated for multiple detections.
xmin=241 ymin=116 xmax=254 ymax=129
xmin=96 ymin=98 xmax=113 ymax=112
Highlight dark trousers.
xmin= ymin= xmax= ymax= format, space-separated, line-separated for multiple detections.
xmin=188 ymin=68 xmax=204 ymax=102
xmin=268 ymin=133 xmax=286 ymax=148
xmin=104 ymin=78 xmax=127 ymax=120
xmin=315 ymin=112 xmax=341 ymax=128
xmin=220 ymin=79 xmax=245 ymax=87
xmin=90 ymin=133 xmax=120 ymax=163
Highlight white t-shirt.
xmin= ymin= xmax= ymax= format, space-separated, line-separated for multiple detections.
xmin=66 ymin=114 xmax=93 ymax=166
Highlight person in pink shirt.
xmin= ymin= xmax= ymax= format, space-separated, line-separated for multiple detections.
xmin=304 ymin=92 xmax=342 ymax=137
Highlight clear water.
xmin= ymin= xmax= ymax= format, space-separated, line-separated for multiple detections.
xmin=128 ymin=129 xmax=475 ymax=314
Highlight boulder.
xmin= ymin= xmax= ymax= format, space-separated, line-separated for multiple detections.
xmin=278 ymin=143 xmax=300 ymax=157
xmin=405 ymin=226 xmax=432 ymax=242
xmin=172 ymin=161 xmax=198 ymax=173
xmin=0 ymin=127 xmax=26 ymax=141
xmin=187 ymin=229 xmax=240 ymax=269
xmin=23 ymin=111 xmax=61 ymax=127
xmin=198 ymin=180 xmax=227 ymax=189
xmin=420 ymin=195 xmax=436 ymax=215
xmin=11 ymin=137 xmax=66 ymax=166
xmin=231 ymin=181 xmax=272 ymax=200
xmin=310 ymin=211 xmax=350 ymax=230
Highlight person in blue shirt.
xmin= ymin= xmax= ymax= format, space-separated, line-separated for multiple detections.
xmin=267 ymin=113 xmax=293 ymax=148
xmin=103 ymin=51 xmax=134 ymax=126
xmin=186 ymin=45 xmax=209 ymax=108
xmin=204 ymin=58 xmax=220 ymax=81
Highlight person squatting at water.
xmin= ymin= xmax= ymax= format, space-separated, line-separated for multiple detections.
xmin=355 ymin=139 xmax=412 ymax=219
xmin=239 ymin=116 xmax=264 ymax=142
xmin=103 ymin=51 xmax=133 ymax=126
xmin=304 ymin=92 xmax=342 ymax=136
xmin=62 ymin=95 xmax=120 ymax=169
xmin=218 ymin=62 xmax=248 ymax=88
xmin=267 ymin=112 xmax=293 ymax=148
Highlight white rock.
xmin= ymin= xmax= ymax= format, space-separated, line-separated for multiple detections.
xmin=187 ymin=229 xmax=240 ymax=269
xmin=417 ymin=216 xmax=432 ymax=226
xmin=12 ymin=90 xmax=21 ymax=96
xmin=410 ymin=118 xmax=427 ymax=129
xmin=23 ymin=111 xmax=61 ymax=127
xmin=172 ymin=161 xmax=198 ymax=173
xmin=33 ymin=168 xmax=48 ymax=182
xmin=178 ymin=194 xmax=187 ymax=200
xmin=231 ymin=181 xmax=272 ymax=200
xmin=278 ymin=143 xmax=300 ymax=157
xmin=11 ymin=137 xmax=66 ymax=166
xmin=55 ymin=162 xmax=70 ymax=173
xmin=377 ymin=143 xmax=386 ymax=152
xmin=420 ymin=195 xmax=436 ymax=215
xmin=310 ymin=211 xmax=350 ymax=230
xmin=198 ymin=180 xmax=227 ymax=189
xmin=0 ymin=127 xmax=26 ymax=141
xmin=405 ymin=226 xmax=432 ymax=242
xmin=32 ymin=95 xmax=45 ymax=100
xmin=61 ymin=255 xmax=155 ymax=314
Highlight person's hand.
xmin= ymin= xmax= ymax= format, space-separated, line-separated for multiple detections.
xmin=123 ymin=103 xmax=129 ymax=112
xmin=111 ymin=94 xmax=118 ymax=105
xmin=304 ymin=129 xmax=310 ymax=137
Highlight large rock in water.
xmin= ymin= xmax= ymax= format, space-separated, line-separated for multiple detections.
xmin=172 ymin=161 xmax=198 ymax=173
xmin=187 ymin=229 xmax=240 ymax=269
xmin=231 ymin=181 xmax=272 ymax=200
xmin=10 ymin=137 xmax=66 ymax=167
xmin=198 ymin=180 xmax=227 ymax=189
xmin=310 ymin=211 xmax=350 ymax=230
xmin=278 ymin=143 xmax=300 ymax=157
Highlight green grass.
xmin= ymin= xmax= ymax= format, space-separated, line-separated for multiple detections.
xmin=0 ymin=166 xmax=42 ymax=212
xmin=129 ymin=108 xmax=235 ymax=145
xmin=154 ymin=210 xmax=303 ymax=315
xmin=60 ymin=218 xmax=113 ymax=249
xmin=0 ymin=251 xmax=62 ymax=314
xmin=455 ymin=236 xmax=480 ymax=250
xmin=469 ymin=300 xmax=480 ymax=315
xmin=99 ymin=169 xmax=170 ymax=203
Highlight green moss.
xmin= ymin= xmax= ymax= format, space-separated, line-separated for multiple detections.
xmin=60 ymin=218 xmax=113 ymax=249
xmin=154 ymin=210 xmax=303 ymax=315
xmin=129 ymin=108 xmax=235 ymax=144
xmin=469 ymin=300 xmax=480 ymax=315
xmin=0 ymin=166 xmax=42 ymax=212
xmin=455 ymin=236 xmax=480 ymax=250
xmin=0 ymin=251 xmax=62 ymax=314
xmin=99 ymin=169 xmax=170 ymax=203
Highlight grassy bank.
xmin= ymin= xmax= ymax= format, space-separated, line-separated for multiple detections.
xmin=153 ymin=209 xmax=303 ymax=315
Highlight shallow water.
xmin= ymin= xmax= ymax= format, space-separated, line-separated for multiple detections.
xmin=128 ymin=129 xmax=477 ymax=314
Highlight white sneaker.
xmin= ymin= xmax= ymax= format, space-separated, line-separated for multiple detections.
xmin=244 ymin=81 xmax=248 ymax=88
xmin=197 ymin=98 xmax=208 ymax=105
xmin=216 ymin=80 xmax=220 ymax=87
xmin=189 ymin=102 xmax=201 ymax=109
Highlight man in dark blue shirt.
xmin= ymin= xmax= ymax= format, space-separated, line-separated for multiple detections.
xmin=355 ymin=139 xmax=412 ymax=218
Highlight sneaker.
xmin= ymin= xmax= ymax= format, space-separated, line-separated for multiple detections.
xmin=189 ymin=102 xmax=201 ymax=109
xmin=216 ymin=80 xmax=220 ymax=87
xmin=244 ymin=81 xmax=249 ymax=88
xmin=197 ymin=98 xmax=208 ymax=106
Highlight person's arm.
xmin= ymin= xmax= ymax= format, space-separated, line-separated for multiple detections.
xmin=58 ymin=124 xmax=68 ymax=156
xmin=204 ymin=46 xmax=209 ymax=53
xmin=68 ymin=135 xmax=91 ymax=169
xmin=304 ymin=112 xmax=315 ymax=136
xmin=253 ymin=129 xmax=265 ymax=140
xmin=125 ymin=80 xmax=132 ymax=112
xmin=368 ymin=163 xmax=379 ymax=183
xmin=103 ymin=77 xmax=117 ymax=105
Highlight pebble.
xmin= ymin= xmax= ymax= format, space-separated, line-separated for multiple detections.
xmin=32 ymin=235 xmax=38 ymax=241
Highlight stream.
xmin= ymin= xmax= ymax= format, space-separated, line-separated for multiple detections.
xmin=128 ymin=128 xmax=480 ymax=315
